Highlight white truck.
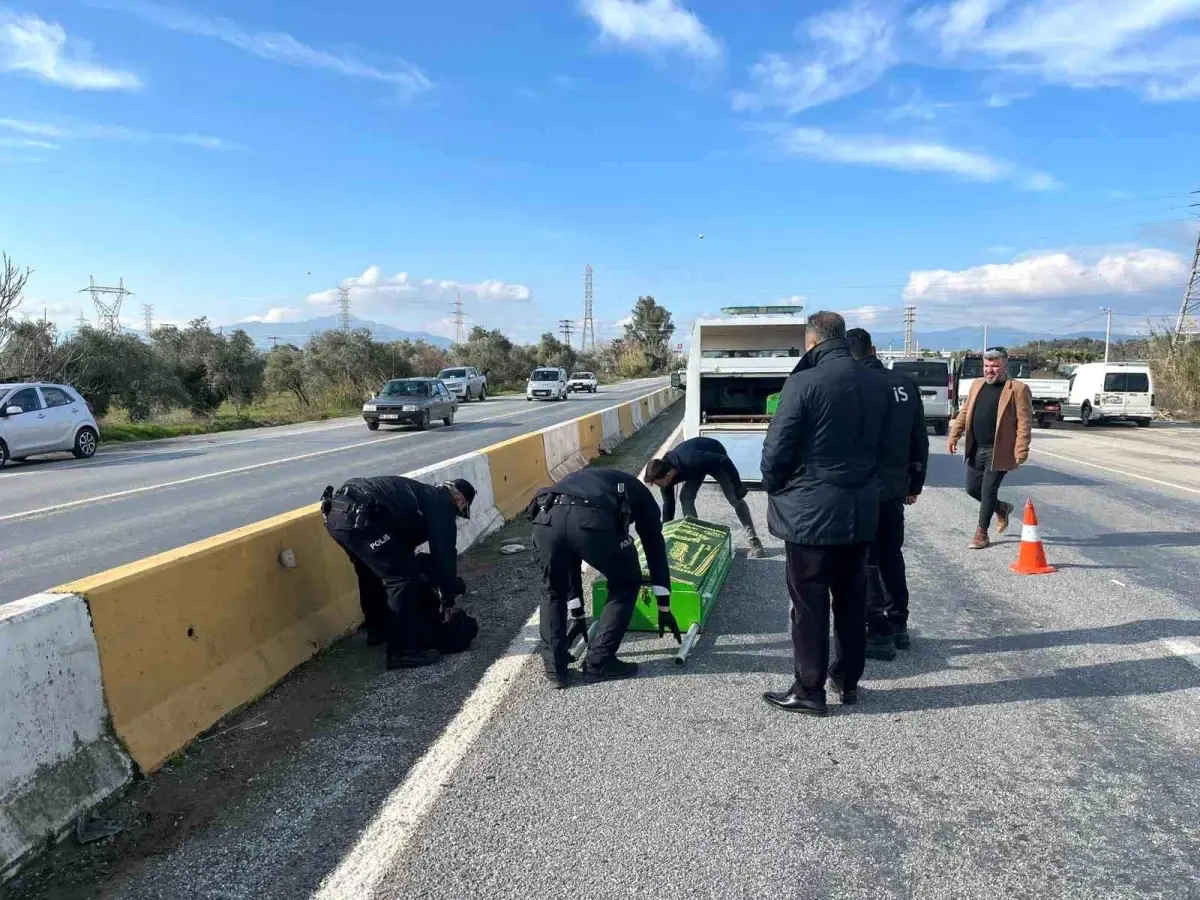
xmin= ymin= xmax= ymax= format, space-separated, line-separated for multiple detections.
xmin=681 ymin=305 xmax=807 ymax=483
xmin=436 ymin=366 xmax=488 ymax=401
xmin=954 ymin=353 xmax=1069 ymax=429
xmin=1061 ymin=361 xmax=1155 ymax=427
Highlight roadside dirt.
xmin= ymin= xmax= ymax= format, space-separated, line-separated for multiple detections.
xmin=4 ymin=405 xmax=681 ymax=900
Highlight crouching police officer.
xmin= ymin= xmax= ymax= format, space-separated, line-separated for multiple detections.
xmin=320 ymin=475 xmax=475 ymax=670
xmin=846 ymin=328 xmax=928 ymax=660
xmin=528 ymin=468 xmax=676 ymax=689
xmin=644 ymin=435 xmax=765 ymax=557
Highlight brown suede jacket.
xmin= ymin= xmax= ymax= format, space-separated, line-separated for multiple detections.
xmin=948 ymin=377 xmax=1034 ymax=471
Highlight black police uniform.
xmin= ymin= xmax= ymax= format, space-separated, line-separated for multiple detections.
xmin=528 ymin=468 xmax=671 ymax=679
xmin=321 ymin=476 xmax=463 ymax=664
xmin=657 ymin=437 xmax=762 ymax=547
xmin=858 ymin=356 xmax=928 ymax=648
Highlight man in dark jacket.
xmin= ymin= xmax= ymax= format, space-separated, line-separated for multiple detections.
xmin=320 ymin=476 xmax=474 ymax=670
xmin=643 ymin=435 xmax=765 ymax=557
xmin=846 ymin=329 xmax=929 ymax=660
xmin=759 ymin=311 xmax=891 ymax=716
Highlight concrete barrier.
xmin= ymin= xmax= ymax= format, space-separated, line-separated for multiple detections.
xmin=618 ymin=403 xmax=636 ymax=439
xmin=544 ymin=420 xmax=588 ymax=482
xmin=577 ymin=412 xmax=605 ymax=462
xmin=407 ymin=451 xmax=504 ymax=551
xmin=600 ymin=408 xmax=623 ymax=451
xmin=483 ymin=432 xmax=551 ymax=519
xmin=0 ymin=594 xmax=132 ymax=878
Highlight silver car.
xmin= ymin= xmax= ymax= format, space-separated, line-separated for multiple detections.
xmin=0 ymin=382 xmax=100 ymax=467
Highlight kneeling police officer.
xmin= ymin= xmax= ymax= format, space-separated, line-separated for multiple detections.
xmin=320 ymin=475 xmax=475 ymax=670
xmin=528 ymin=468 xmax=676 ymax=689
xmin=644 ymin=435 xmax=765 ymax=557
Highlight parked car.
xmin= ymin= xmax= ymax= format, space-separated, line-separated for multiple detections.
xmin=885 ymin=357 xmax=953 ymax=436
xmin=567 ymin=371 xmax=598 ymax=393
xmin=1061 ymin=362 xmax=1155 ymax=427
xmin=0 ymin=382 xmax=99 ymax=467
xmin=436 ymin=366 xmax=488 ymax=401
xmin=526 ymin=367 xmax=569 ymax=401
xmin=362 ymin=378 xmax=458 ymax=431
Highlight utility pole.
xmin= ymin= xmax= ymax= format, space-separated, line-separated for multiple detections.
xmin=337 ymin=286 xmax=351 ymax=333
xmin=142 ymin=304 xmax=154 ymax=336
xmin=1170 ymin=221 xmax=1200 ymax=354
xmin=79 ymin=276 xmax=132 ymax=333
xmin=903 ymin=305 xmax=915 ymax=356
xmin=1100 ymin=306 xmax=1115 ymax=363
xmin=982 ymin=325 xmax=988 ymax=354
xmin=558 ymin=319 xmax=575 ymax=349
xmin=266 ymin=336 xmax=281 ymax=349
xmin=76 ymin=309 xmax=87 ymax=330
xmin=581 ymin=265 xmax=596 ymax=352
xmin=451 ymin=291 xmax=466 ymax=344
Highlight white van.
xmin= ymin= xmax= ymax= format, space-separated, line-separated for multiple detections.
xmin=1061 ymin=362 xmax=1155 ymax=427
xmin=526 ymin=366 xmax=568 ymax=401
xmin=884 ymin=357 xmax=953 ymax=436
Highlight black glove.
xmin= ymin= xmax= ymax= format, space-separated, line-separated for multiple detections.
xmin=657 ymin=598 xmax=682 ymax=644
xmin=566 ymin=597 xmax=588 ymax=646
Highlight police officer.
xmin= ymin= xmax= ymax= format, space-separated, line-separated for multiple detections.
xmin=320 ymin=475 xmax=475 ymax=670
xmin=846 ymin=328 xmax=929 ymax=660
xmin=643 ymin=436 xmax=765 ymax=558
xmin=528 ymin=468 xmax=676 ymax=689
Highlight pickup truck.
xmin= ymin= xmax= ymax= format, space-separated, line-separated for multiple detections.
xmin=956 ymin=354 xmax=1069 ymax=428
xmin=436 ymin=366 xmax=487 ymax=401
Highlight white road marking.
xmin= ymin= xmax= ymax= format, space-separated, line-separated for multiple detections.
xmin=1110 ymin=579 xmax=1127 ymax=587
xmin=311 ymin=609 xmax=540 ymax=900
xmin=1162 ymin=638 xmax=1200 ymax=672
xmin=1032 ymin=447 xmax=1200 ymax=496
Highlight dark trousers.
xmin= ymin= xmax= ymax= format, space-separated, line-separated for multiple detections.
xmin=866 ymin=499 xmax=909 ymax=637
xmin=966 ymin=446 xmax=1008 ymax=530
xmin=325 ymin=514 xmax=430 ymax=656
xmin=678 ymin=461 xmax=757 ymax=534
xmin=785 ymin=541 xmax=870 ymax=697
xmin=532 ymin=505 xmax=642 ymax=673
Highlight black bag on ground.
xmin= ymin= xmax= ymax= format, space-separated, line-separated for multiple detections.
xmin=435 ymin=608 xmax=479 ymax=654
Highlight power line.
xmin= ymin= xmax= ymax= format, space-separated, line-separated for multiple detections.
xmin=337 ymin=286 xmax=351 ymax=333
xmin=451 ymin=291 xmax=466 ymax=344
xmin=903 ymin=305 xmax=915 ymax=356
xmin=1171 ymin=225 xmax=1200 ymax=350
xmin=581 ymin=265 xmax=595 ymax=352
xmin=142 ymin=304 xmax=154 ymax=336
xmin=558 ymin=319 xmax=575 ymax=349
xmin=78 ymin=276 xmax=132 ymax=333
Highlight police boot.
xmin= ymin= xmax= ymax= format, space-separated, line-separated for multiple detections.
xmin=865 ymin=634 xmax=897 ymax=661
xmin=744 ymin=526 xmax=766 ymax=559
xmin=386 ymin=648 xmax=441 ymax=670
xmin=582 ymin=657 xmax=639 ymax=682
xmin=892 ymin=626 xmax=911 ymax=650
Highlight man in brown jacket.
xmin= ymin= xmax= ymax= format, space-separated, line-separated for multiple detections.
xmin=948 ymin=347 xmax=1034 ymax=549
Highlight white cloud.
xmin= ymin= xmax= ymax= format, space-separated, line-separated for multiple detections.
xmin=0 ymin=117 xmax=240 ymax=151
xmin=0 ymin=10 xmax=141 ymax=90
xmin=733 ymin=1 xmax=894 ymax=113
xmin=1019 ymin=171 xmax=1065 ymax=191
xmin=580 ymin=0 xmax=721 ymax=61
xmin=0 ymin=135 xmax=59 ymax=150
xmin=305 ymin=266 xmax=534 ymax=320
xmin=96 ymin=0 xmax=432 ymax=97
xmin=774 ymin=126 xmax=1017 ymax=182
xmin=240 ymin=307 xmax=302 ymax=324
xmin=903 ymin=248 xmax=1187 ymax=303
xmin=886 ymin=86 xmax=956 ymax=121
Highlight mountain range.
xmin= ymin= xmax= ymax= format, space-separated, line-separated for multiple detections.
xmin=226 ymin=316 xmax=452 ymax=350
xmin=866 ymin=326 xmax=1140 ymax=352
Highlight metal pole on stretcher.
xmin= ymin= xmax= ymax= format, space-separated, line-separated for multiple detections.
xmin=569 ymin=587 xmax=706 ymax=666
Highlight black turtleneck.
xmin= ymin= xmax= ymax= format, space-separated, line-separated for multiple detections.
xmin=972 ymin=380 xmax=1004 ymax=448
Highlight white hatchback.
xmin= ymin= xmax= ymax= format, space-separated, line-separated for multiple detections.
xmin=0 ymin=382 xmax=100 ymax=467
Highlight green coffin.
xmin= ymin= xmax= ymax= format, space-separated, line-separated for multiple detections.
xmin=592 ymin=517 xmax=733 ymax=633
xmin=766 ymin=392 xmax=782 ymax=417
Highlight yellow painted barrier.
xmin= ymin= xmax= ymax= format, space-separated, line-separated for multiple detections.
xmin=56 ymin=505 xmax=358 ymax=774
xmin=577 ymin=412 xmax=605 ymax=462
xmin=618 ymin=404 xmax=635 ymax=438
xmin=483 ymin=431 xmax=552 ymax=519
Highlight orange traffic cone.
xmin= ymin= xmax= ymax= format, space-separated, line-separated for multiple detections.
xmin=1010 ymin=500 xmax=1056 ymax=575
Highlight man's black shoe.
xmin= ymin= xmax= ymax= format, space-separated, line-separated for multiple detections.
xmin=762 ymin=688 xmax=828 ymax=716
xmin=386 ymin=648 xmax=441 ymax=670
xmin=827 ymin=679 xmax=858 ymax=705
xmin=893 ymin=628 xmax=911 ymax=650
xmin=366 ymin=629 xmax=387 ymax=647
xmin=545 ymin=669 xmax=571 ymax=690
xmin=582 ymin=658 xmax=639 ymax=682
xmin=866 ymin=634 xmax=897 ymax=661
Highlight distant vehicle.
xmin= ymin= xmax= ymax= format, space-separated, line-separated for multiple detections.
xmin=1061 ymin=362 xmax=1155 ymax=427
xmin=526 ymin=367 xmax=568 ymax=401
xmin=885 ymin=357 xmax=953 ymax=436
xmin=955 ymin=353 xmax=1068 ymax=429
xmin=436 ymin=366 xmax=488 ymax=401
xmin=363 ymin=378 xmax=458 ymax=431
xmin=567 ymin=371 xmax=598 ymax=393
xmin=0 ymin=382 xmax=99 ymax=467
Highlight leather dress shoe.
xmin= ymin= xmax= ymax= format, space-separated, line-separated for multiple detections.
xmin=582 ymin=658 xmax=639 ymax=682
xmin=762 ymin=688 xmax=828 ymax=716
xmin=827 ymin=679 xmax=858 ymax=705
xmin=546 ymin=668 xmax=571 ymax=690
xmin=893 ymin=627 xmax=911 ymax=650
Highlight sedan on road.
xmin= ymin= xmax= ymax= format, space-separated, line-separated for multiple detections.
xmin=0 ymin=382 xmax=99 ymax=467
xmin=363 ymin=378 xmax=458 ymax=431
xmin=567 ymin=371 xmax=598 ymax=393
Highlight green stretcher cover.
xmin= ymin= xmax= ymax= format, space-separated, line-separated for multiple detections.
xmin=591 ymin=517 xmax=733 ymax=633
xmin=765 ymin=392 xmax=782 ymax=417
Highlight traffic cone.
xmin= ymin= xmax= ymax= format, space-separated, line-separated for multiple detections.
xmin=1010 ymin=500 xmax=1056 ymax=575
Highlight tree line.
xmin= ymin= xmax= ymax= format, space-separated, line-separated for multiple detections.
xmin=1 ymin=252 xmax=679 ymax=422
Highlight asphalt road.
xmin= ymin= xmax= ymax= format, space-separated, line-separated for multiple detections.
xmin=0 ymin=378 xmax=667 ymax=605
xmin=10 ymin=413 xmax=1199 ymax=900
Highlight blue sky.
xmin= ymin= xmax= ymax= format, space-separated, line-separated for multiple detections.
xmin=1 ymin=0 xmax=1198 ymax=345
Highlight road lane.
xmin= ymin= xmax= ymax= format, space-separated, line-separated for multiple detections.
xmin=0 ymin=379 xmax=666 ymax=604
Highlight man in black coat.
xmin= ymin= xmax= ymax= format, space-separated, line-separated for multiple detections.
xmin=643 ymin=435 xmax=765 ymax=557
xmin=759 ymin=311 xmax=891 ymax=716
xmin=528 ymin=468 xmax=676 ymax=689
xmin=320 ymin=475 xmax=475 ymax=670
xmin=846 ymin=329 xmax=929 ymax=660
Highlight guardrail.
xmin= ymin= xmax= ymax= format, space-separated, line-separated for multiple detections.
xmin=0 ymin=384 xmax=681 ymax=881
